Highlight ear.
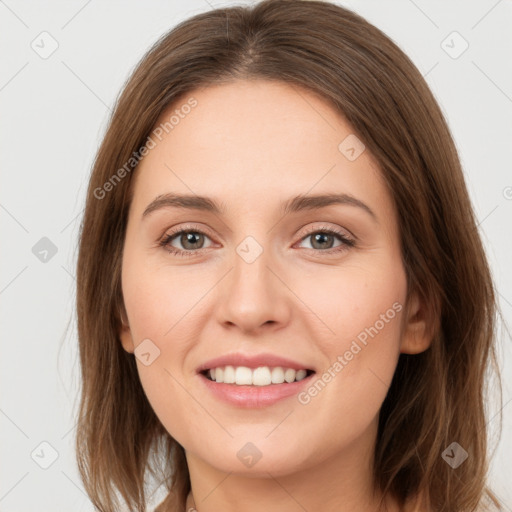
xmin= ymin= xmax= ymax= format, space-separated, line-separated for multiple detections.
xmin=400 ymin=291 xmax=434 ymax=355
xmin=118 ymin=305 xmax=135 ymax=354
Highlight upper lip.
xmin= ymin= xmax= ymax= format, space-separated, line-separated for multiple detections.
xmin=197 ymin=352 xmax=315 ymax=373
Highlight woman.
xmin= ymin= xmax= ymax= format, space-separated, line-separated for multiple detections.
xmin=75 ymin=1 xmax=504 ymax=510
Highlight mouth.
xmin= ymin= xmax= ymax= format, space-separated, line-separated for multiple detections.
xmin=200 ymin=366 xmax=316 ymax=386
xmin=198 ymin=365 xmax=316 ymax=408
xmin=196 ymin=352 xmax=317 ymax=407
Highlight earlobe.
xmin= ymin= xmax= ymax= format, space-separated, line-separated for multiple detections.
xmin=400 ymin=291 xmax=434 ymax=355
xmin=118 ymin=306 xmax=135 ymax=354
xmin=119 ymin=325 xmax=135 ymax=354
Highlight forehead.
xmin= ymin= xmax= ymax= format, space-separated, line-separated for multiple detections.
xmin=151 ymin=79 xmax=365 ymax=166
xmin=130 ymin=79 xmax=394 ymax=227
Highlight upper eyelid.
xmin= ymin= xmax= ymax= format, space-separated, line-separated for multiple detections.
xmin=162 ymin=222 xmax=352 ymax=236
xmin=298 ymin=223 xmax=354 ymax=239
xmin=163 ymin=223 xmax=216 ymax=241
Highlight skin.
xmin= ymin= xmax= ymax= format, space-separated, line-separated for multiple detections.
xmin=119 ymin=79 xmax=431 ymax=512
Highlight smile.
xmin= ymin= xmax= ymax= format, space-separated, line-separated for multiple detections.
xmin=198 ymin=367 xmax=316 ymax=408
xmin=201 ymin=365 xmax=314 ymax=386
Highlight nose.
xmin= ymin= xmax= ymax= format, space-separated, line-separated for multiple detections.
xmin=214 ymin=245 xmax=292 ymax=335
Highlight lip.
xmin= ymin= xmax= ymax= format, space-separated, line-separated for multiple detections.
xmin=196 ymin=352 xmax=316 ymax=408
xmin=199 ymin=371 xmax=315 ymax=408
xmin=196 ymin=352 xmax=315 ymax=373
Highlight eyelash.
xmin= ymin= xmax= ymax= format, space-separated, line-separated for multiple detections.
xmin=158 ymin=223 xmax=356 ymax=258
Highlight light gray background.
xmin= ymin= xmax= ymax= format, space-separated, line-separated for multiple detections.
xmin=1 ymin=1 xmax=511 ymax=511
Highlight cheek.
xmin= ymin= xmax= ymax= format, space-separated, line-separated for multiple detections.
xmin=122 ymin=257 xmax=206 ymax=343
xmin=302 ymin=259 xmax=405 ymax=350
xmin=121 ymin=276 xmax=197 ymax=442
xmin=121 ymin=251 xmax=238 ymax=436
xmin=292 ymin=260 xmax=406 ymax=433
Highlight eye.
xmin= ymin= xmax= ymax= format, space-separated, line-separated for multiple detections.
xmin=295 ymin=225 xmax=355 ymax=254
xmin=158 ymin=224 xmax=356 ymax=257
xmin=159 ymin=224 xmax=214 ymax=257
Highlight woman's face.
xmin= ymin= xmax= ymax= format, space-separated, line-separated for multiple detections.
xmin=119 ymin=79 xmax=426 ymax=477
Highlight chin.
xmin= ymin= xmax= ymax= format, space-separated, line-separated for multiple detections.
xmin=193 ymin=439 xmax=313 ymax=477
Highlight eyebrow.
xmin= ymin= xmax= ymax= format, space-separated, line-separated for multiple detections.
xmin=142 ymin=192 xmax=378 ymax=223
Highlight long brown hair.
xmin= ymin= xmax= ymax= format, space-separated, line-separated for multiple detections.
xmin=75 ymin=1 xmax=504 ymax=510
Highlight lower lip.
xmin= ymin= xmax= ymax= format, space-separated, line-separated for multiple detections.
xmin=198 ymin=372 xmax=315 ymax=408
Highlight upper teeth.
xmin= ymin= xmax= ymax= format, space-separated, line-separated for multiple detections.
xmin=208 ymin=366 xmax=308 ymax=386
